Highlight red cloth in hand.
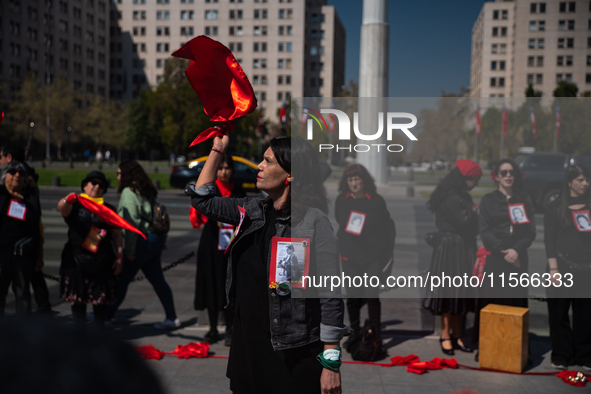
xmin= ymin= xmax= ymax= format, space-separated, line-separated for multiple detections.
xmin=473 ymin=245 xmax=491 ymax=283
xmin=407 ymin=357 xmax=458 ymax=374
xmin=135 ymin=344 xmax=164 ymax=360
xmin=76 ymin=194 xmax=147 ymax=240
xmin=169 ymin=342 xmax=210 ymax=359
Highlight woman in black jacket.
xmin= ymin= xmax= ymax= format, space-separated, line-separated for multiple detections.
xmin=544 ymin=164 xmax=591 ymax=371
xmin=193 ymin=156 xmax=246 ymax=345
xmin=0 ymin=161 xmax=42 ymax=315
xmin=425 ymin=159 xmax=481 ymax=355
xmin=335 ymin=164 xmax=395 ymax=356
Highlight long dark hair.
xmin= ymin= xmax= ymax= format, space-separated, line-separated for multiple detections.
xmin=427 ymin=167 xmax=467 ymax=212
xmin=338 ymin=164 xmax=377 ymax=196
xmin=117 ymin=160 xmax=158 ymax=199
xmin=491 ymin=159 xmax=525 ymax=198
xmin=270 ymin=137 xmax=328 ymax=222
xmin=557 ymin=164 xmax=591 ymax=227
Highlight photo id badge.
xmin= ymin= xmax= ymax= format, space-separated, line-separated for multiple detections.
xmin=269 ymin=237 xmax=311 ymax=289
xmin=572 ymin=210 xmax=591 ymax=232
xmin=223 ymin=206 xmax=246 ymax=254
xmin=7 ymin=199 xmax=27 ymax=221
xmin=345 ymin=211 xmax=366 ymax=235
xmin=218 ymin=222 xmax=235 ymax=251
xmin=507 ymin=203 xmax=530 ymax=225
xmin=81 ymin=226 xmax=107 ymax=253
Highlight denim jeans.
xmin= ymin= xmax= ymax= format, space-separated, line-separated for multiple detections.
xmin=108 ymin=233 xmax=177 ymax=321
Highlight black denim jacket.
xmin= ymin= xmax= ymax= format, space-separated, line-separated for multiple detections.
xmin=188 ymin=183 xmax=348 ymax=350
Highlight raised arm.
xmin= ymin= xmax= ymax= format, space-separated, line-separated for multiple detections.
xmin=196 ymin=130 xmax=230 ymax=188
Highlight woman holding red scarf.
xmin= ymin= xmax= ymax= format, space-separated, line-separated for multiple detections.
xmin=192 ymin=156 xmax=245 ymax=345
xmin=424 ymin=159 xmax=481 ymax=355
xmin=57 ymin=171 xmax=123 ymax=327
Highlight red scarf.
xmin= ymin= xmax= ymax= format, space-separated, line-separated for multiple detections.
xmin=189 ymin=179 xmax=234 ymax=229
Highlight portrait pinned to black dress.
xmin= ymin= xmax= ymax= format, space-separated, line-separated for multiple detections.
xmin=573 ymin=210 xmax=591 ymax=232
xmin=345 ymin=211 xmax=366 ymax=235
xmin=269 ymin=237 xmax=310 ymax=288
xmin=507 ymin=203 xmax=530 ymax=225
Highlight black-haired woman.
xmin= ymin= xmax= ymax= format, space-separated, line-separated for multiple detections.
xmin=58 ymin=171 xmax=123 ymax=326
xmin=475 ymin=159 xmax=536 ymax=348
xmin=109 ymin=160 xmax=179 ymax=329
xmin=425 ymin=159 xmax=481 ymax=355
xmin=334 ymin=164 xmax=395 ymax=357
xmin=544 ymin=164 xmax=591 ymax=371
xmin=0 ymin=161 xmax=42 ymax=315
xmin=187 ymin=135 xmax=347 ymax=394
xmin=192 ymin=156 xmax=245 ymax=345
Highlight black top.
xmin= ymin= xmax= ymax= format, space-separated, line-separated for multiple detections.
xmin=544 ymin=196 xmax=591 ymax=262
xmin=0 ymin=186 xmax=41 ymax=253
xmin=435 ymin=190 xmax=479 ymax=245
xmin=334 ymin=193 xmax=395 ymax=263
xmin=479 ymin=190 xmax=536 ymax=263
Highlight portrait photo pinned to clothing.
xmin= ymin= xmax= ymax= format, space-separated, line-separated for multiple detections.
xmin=269 ymin=237 xmax=310 ymax=288
xmin=507 ymin=203 xmax=530 ymax=225
xmin=217 ymin=223 xmax=235 ymax=251
xmin=345 ymin=211 xmax=366 ymax=235
xmin=7 ymin=199 xmax=27 ymax=221
xmin=223 ymin=206 xmax=246 ymax=254
xmin=573 ymin=210 xmax=591 ymax=232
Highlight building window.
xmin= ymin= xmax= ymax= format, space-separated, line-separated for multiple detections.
xmin=587 ymin=55 xmax=591 ymax=66
xmin=277 ymin=92 xmax=283 ymax=101
xmin=566 ymin=55 xmax=573 ymax=66
xmin=310 ymin=46 xmax=317 ymax=55
xmin=492 ymin=43 xmax=499 ymax=53
xmin=490 ymin=77 xmax=496 ymax=87
xmin=278 ymin=75 xmax=283 ymax=85
xmin=489 ymin=94 xmax=496 ymax=104
xmin=537 ymin=39 xmax=544 ymax=49
xmin=528 ymin=56 xmax=535 ymax=67
xmin=492 ymin=27 xmax=499 ymax=36
xmin=157 ymin=11 xmax=170 ymax=20
xmin=205 ymin=10 xmax=218 ymax=20
xmin=156 ymin=59 xmax=163 ymax=68
xmin=181 ymin=27 xmax=194 ymax=36
xmin=156 ymin=43 xmax=170 ymax=52
xmin=278 ymin=59 xmax=284 ymax=68
xmin=527 ymin=74 xmax=534 ymax=84
xmin=493 ymin=10 xmax=499 ymax=19
xmin=536 ymin=74 xmax=543 ymax=84
xmin=286 ymin=75 xmax=291 ymax=85
xmin=556 ymin=73 xmax=563 ymax=83
xmin=311 ymin=78 xmax=316 ymax=87
xmin=567 ymin=38 xmax=574 ymax=48
xmin=565 ymin=73 xmax=572 ymax=82
xmin=501 ymin=27 xmax=507 ymax=36
xmin=261 ymin=76 xmax=267 ymax=85
xmin=502 ymin=10 xmax=508 ymax=19
xmin=156 ymin=26 xmax=170 ymax=36
xmin=491 ymin=60 xmax=498 ymax=70
xmin=499 ymin=77 xmax=505 ymax=87
xmin=181 ymin=10 xmax=194 ymax=19
xmin=530 ymin=3 xmax=537 ymax=13
xmin=500 ymin=60 xmax=506 ymax=70
xmin=537 ymin=56 xmax=544 ymax=66
xmin=586 ymin=73 xmax=591 ymax=83
xmin=529 ymin=21 xmax=536 ymax=31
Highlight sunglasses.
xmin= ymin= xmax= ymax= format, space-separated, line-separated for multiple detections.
xmin=89 ymin=179 xmax=106 ymax=188
xmin=7 ymin=169 xmax=25 ymax=176
xmin=499 ymin=170 xmax=515 ymax=177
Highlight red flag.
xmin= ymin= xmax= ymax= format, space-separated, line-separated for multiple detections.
xmin=556 ymin=103 xmax=561 ymax=140
xmin=171 ymin=36 xmax=257 ymax=145
xmin=502 ymin=104 xmax=508 ymax=139
xmin=68 ymin=194 xmax=147 ymax=240
xmin=279 ymin=101 xmax=287 ymax=124
xmin=529 ymin=104 xmax=537 ymax=140
xmin=476 ymin=105 xmax=481 ymax=135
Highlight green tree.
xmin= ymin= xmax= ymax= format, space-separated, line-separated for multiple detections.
xmin=525 ymin=84 xmax=542 ymax=97
xmin=553 ymin=81 xmax=579 ymax=97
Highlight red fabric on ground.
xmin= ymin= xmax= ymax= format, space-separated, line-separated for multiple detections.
xmin=135 ymin=344 xmax=164 ymax=360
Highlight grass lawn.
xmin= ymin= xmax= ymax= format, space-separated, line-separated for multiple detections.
xmin=35 ymin=168 xmax=173 ymax=189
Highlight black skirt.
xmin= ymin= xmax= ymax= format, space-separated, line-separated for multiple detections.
xmin=423 ymin=233 xmax=476 ymax=315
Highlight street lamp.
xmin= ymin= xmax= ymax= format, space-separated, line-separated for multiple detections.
xmin=25 ymin=122 xmax=35 ymax=160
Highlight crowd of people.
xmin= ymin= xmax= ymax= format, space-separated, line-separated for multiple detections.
xmin=1 ymin=136 xmax=590 ymax=393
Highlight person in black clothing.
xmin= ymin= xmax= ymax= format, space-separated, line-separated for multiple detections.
xmin=425 ymin=159 xmax=481 ymax=355
xmin=0 ymin=143 xmax=52 ymax=314
xmin=188 ymin=135 xmax=346 ymax=394
xmin=474 ymin=159 xmax=536 ymax=347
xmin=544 ymin=164 xmax=591 ymax=371
xmin=57 ymin=171 xmax=123 ymax=327
xmin=0 ymin=161 xmax=43 ymax=315
xmin=193 ymin=156 xmax=245 ymax=345
xmin=334 ymin=164 xmax=395 ymax=355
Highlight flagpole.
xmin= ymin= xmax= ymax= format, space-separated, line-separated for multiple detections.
xmin=473 ymin=132 xmax=478 ymax=161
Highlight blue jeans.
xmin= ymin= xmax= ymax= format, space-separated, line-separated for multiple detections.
xmin=108 ymin=233 xmax=177 ymax=321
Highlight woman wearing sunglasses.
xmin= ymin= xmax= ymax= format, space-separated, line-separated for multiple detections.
xmin=0 ymin=161 xmax=43 ymax=315
xmin=475 ymin=159 xmax=536 ymax=346
xmin=57 ymin=171 xmax=123 ymax=327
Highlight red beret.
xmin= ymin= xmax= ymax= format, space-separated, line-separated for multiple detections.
xmin=455 ymin=159 xmax=482 ymax=178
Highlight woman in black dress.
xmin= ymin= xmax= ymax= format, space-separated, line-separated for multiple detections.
xmin=334 ymin=164 xmax=395 ymax=356
xmin=474 ymin=159 xmax=536 ymax=347
xmin=187 ymin=134 xmax=346 ymax=394
xmin=57 ymin=171 xmax=123 ymax=327
xmin=193 ymin=156 xmax=245 ymax=345
xmin=0 ymin=161 xmax=43 ymax=315
xmin=424 ymin=159 xmax=481 ymax=355
xmin=544 ymin=164 xmax=591 ymax=371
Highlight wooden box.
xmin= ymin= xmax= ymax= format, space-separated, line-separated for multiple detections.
xmin=479 ymin=304 xmax=529 ymax=373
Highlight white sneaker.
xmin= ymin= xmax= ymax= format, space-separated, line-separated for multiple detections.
xmin=154 ymin=318 xmax=181 ymax=329
xmin=551 ymin=362 xmax=567 ymax=370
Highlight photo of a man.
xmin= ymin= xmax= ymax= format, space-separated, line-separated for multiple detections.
xmin=508 ymin=204 xmax=529 ymax=224
xmin=574 ymin=211 xmax=591 ymax=232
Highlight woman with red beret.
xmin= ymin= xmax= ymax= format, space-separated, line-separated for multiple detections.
xmin=425 ymin=159 xmax=481 ymax=355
